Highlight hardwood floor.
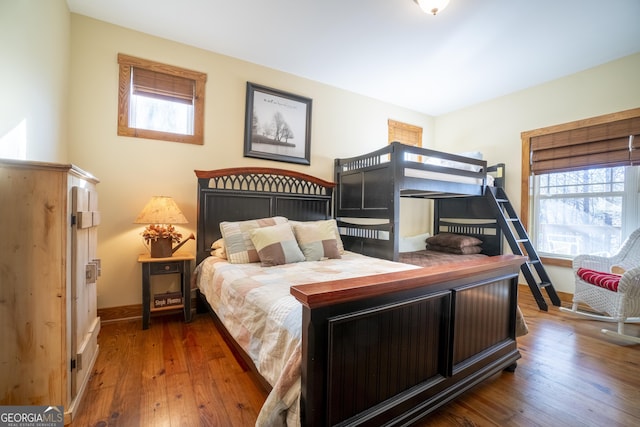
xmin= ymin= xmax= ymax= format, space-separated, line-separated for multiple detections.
xmin=71 ymin=287 xmax=640 ymax=427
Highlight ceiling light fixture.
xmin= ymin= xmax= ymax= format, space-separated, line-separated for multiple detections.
xmin=414 ymin=0 xmax=450 ymax=15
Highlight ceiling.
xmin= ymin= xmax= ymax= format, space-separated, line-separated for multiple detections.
xmin=66 ymin=0 xmax=640 ymax=116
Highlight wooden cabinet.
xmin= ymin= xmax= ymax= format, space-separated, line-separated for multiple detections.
xmin=0 ymin=160 xmax=100 ymax=424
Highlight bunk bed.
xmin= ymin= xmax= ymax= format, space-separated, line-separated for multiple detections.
xmin=194 ymin=167 xmax=524 ymax=427
xmin=335 ymin=141 xmax=506 ymax=263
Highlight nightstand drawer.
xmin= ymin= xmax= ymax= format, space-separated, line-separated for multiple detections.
xmin=149 ymin=262 xmax=181 ymax=274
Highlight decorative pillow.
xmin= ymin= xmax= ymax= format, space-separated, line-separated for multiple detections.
xmin=209 ymin=238 xmax=227 ymax=259
xmin=289 ymin=219 xmax=344 ymax=254
xmin=426 ymin=233 xmax=482 ymax=249
xmin=399 ymin=232 xmax=430 ymax=253
xmin=293 ymin=221 xmax=341 ymax=261
xmin=577 ymin=268 xmax=621 ymax=292
xmin=611 ymin=265 xmax=626 ymax=275
xmin=427 ymin=244 xmax=482 ymax=255
xmin=219 ymin=216 xmax=288 ymax=264
xmin=211 ymin=247 xmax=226 ymax=258
xmin=249 ymin=223 xmax=305 ymax=267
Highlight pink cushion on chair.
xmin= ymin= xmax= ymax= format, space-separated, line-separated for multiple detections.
xmin=577 ymin=268 xmax=621 ymax=292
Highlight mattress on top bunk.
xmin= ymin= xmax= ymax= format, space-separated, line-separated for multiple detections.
xmin=404 ymin=167 xmax=494 ymax=186
xmin=382 ymin=146 xmax=494 ymax=186
xmin=194 ymin=251 xmax=419 ymax=426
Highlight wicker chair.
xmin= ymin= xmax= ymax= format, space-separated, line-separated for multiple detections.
xmin=560 ymin=228 xmax=640 ymax=344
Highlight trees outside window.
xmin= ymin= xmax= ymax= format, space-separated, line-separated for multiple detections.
xmin=532 ymin=166 xmax=638 ymax=257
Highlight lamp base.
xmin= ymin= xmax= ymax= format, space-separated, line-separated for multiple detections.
xmin=150 ymin=238 xmax=173 ymax=258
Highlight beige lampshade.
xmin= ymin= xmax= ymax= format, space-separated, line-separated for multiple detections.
xmin=134 ymin=196 xmax=188 ymax=224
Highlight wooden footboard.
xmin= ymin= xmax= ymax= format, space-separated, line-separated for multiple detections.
xmin=291 ymin=255 xmax=524 ymax=426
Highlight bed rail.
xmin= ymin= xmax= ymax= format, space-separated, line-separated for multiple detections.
xmin=334 ymin=143 xmax=505 ymax=261
xmin=335 ymin=142 xmax=487 ymax=178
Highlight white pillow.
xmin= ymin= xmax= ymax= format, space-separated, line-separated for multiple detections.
xmin=399 ymin=232 xmax=430 ymax=253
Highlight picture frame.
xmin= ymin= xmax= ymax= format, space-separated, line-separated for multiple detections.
xmin=244 ymin=82 xmax=312 ymax=165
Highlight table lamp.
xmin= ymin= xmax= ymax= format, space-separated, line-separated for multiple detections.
xmin=134 ymin=196 xmax=190 ymax=258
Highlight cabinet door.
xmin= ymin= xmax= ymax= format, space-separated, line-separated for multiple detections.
xmin=71 ymin=186 xmax=100 ymax=398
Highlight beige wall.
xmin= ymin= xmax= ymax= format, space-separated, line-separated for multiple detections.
xmin=0 ymin=0 xmax=70 ymax=162
xmin=433 ymin=53 xmax=640 ymax=293
xmin=68 ymin=15 xmax=435 ymax=309
xmin=7 ymin=2 xmax=639 ymax=306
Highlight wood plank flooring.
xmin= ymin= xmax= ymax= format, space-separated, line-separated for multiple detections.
xmin=70 ymin=287 xmax=640 ymax=427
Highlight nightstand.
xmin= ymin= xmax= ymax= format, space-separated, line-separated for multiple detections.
xmin=138 ymin=251 xmax=194 ymax=330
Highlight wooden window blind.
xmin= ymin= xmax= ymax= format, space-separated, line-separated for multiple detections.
xmin=131 ymin=68 xmax=194 ymax=105
xmin=530 ymin=117 xmax=640 ymax=174
xmin=388 ymin=119 xmax=423 ymax=148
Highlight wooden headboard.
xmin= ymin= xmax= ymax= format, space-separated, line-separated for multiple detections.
xmin=194 ymin=167 xmax=335 ymax=264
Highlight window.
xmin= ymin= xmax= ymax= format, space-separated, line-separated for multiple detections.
xmin=117 ymin=54 xmax=207 ymax=145
xmin=532 ymin=166 xmax=639 ymax=257
xmin=522 ymin=109 xmax=640 ymax=264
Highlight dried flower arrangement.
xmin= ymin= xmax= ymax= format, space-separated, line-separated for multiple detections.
xmin=141 ymin=224 xmax=183 ymax=244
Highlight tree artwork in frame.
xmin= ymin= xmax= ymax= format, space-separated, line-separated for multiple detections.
xmin=244 ymin=82 xmax=312 ymax=165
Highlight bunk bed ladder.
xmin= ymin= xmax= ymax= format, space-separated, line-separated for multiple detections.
xmin=485 ymin=187 xmax=562 ymax=311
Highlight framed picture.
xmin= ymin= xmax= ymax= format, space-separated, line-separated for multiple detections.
xmin=244 ymin=82 xmax=312 ymax=165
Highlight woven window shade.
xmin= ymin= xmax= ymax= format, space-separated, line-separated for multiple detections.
xmin=132 ymin=67 xmax=194 ymax=105
xmin=388 ymin=119 xmax=422 ymax=147
xmin=531 ymin=117 xmax=640 ymax=174
xmin=631 ymin=135 xmax=640 ymax=165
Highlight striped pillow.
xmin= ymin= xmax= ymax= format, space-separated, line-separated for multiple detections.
xmin=219 ymin=216 xmax=288 ymax=264
xmin=577 ymin=268 xmax=621 ymax=292
xmin=249 ymin=223 xmax=305 ymax=266
xmin=293 ymin=221 xmax=341 ymax=261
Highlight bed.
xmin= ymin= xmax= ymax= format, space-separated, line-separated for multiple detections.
xmin=334 ymin=141 xmax=506 ymax=262
xmin=194 ymin=167 xmax=525 ymax=426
